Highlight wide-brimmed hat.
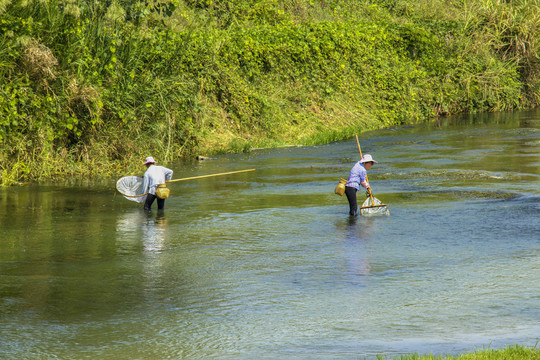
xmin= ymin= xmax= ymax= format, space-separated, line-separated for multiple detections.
xmin=143 ymin=156 xmax=156 ymax=165
xmin=360 ymin=154 xmax=378 ymax=164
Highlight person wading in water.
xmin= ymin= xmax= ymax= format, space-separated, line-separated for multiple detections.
xmin=345 ymin=154 xmax=377 ymax=216
xmin=142 ymin=156 xmax=173 ymax=211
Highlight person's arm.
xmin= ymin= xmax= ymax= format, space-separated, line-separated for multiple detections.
xmin=359 ymin=167 xmax=369 ymax=189
xmin=165 ymin=167 xmax=173 ymax=181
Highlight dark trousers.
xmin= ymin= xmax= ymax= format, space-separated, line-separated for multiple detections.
xmin=144 ymin=194 xmax=165 ymax=210
xmin=345 ymin=186 xmax=358 ymax=216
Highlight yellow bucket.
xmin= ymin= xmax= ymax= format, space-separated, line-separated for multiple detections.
xmin=155 ymin=184 xmax=170 ymax=199
xmin=334 ymin=178 xmax=347 ymax=196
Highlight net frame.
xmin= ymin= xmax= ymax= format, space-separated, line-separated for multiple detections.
xmin=360 ymin=196 xmax=390 ymax=216
xmin=116 ymin=176 xmax=147 ymax=203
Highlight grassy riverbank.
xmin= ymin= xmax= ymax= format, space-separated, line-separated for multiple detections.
xmin=385 ymin=345 xmax=539 ymax=359
xmin=1 ymin=0 xmax=540 ymax=185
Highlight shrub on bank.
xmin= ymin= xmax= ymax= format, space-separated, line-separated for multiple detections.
xmin=1 ymin=0 xmax=539 ymax=184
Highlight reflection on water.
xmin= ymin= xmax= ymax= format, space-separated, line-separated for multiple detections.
xmin=0 ymin=110 xmax=539 ymax=359
xmin=116 ymin=210 xmax=168 ymax=252
xmin=336 ymin=216 xmax=374 ymax=278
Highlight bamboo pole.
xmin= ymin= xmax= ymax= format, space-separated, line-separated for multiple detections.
xmin=355 ymin=135 xmax=368 ymax=184
xmin=355 ymin=135 xmax=376 ymax=204
xmin=166 ymin=169 xmax=256 ymax=183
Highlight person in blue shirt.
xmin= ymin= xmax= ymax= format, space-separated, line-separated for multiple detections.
xmin=142 ymin=156 xmax=174 ymax=210
xmin=345 ymin=154 xmax=377 ymax=216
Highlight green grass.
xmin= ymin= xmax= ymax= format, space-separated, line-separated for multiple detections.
xmin=1 ymin=0 xmax=540 ymax=185
xmin=377 ymin=345 xmax=539 ymax=360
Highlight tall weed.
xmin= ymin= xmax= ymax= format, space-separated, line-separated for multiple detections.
xmin=0 ymin=0 xmax=538 ymax=185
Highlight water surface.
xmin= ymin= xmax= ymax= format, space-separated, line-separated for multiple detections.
xmin=1 ymin=110 xmax=539 ymax=359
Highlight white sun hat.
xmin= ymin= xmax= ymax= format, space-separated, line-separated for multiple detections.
xmin=143 ymin=156 xmax=157 ymax=165
xmin=360 ymin=154 xmax=378 ymax=164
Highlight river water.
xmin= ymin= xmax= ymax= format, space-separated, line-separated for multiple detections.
xmin=1 ymin=110 xmax=539 ymax=359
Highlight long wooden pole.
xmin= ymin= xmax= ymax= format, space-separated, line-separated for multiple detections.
xmin=166 ymin=168 xmax=256 ymax=183
xmin=355 ymin=135 xmax=368 ymax=183
xmin=355 ymin=135 xmax=375 ymax=204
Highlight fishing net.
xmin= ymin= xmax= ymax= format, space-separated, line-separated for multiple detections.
xmin=116 ymin=176 xmax=147 ymax=203
xmin=360 ymin=196 xmax=390 ymax=216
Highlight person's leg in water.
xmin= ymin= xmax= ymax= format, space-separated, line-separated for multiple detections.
xmin=144 ymin=194 xmax=157 ymax=210
xmin=345 ymin=186 xmax=358 ymax=216
xmin=157 ymin=198 xmax=165 ymax=210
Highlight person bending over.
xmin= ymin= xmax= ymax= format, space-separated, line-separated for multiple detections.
xmin=142 ymin=156 xmax=173 ymax=210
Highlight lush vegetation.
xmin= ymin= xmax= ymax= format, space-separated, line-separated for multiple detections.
xmin=378 ymin=345 xmax=540 ymax=359
xmin=1 ymin=0 xmax=539 ymax=184
xmin=381 ymin=345 xmax=539 ymax=359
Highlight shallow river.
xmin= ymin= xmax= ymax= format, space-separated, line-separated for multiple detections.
xmin=1 ymin=110 xmax=539 ymax=359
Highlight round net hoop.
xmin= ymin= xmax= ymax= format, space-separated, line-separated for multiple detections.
xmin=116 ymin=176 xmax=147 ymax=203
